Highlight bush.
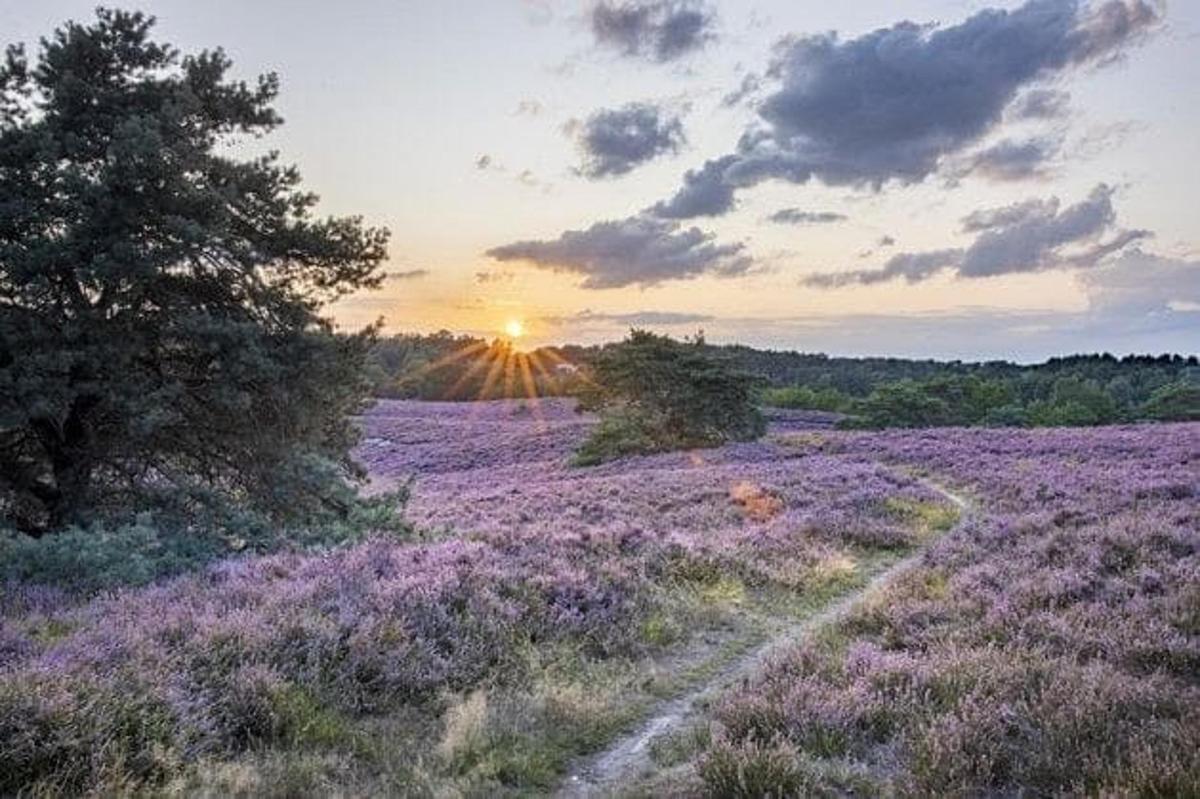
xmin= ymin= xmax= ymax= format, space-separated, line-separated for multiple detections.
xmin=0 ymin=673 xmax=178 ymax=795
xmin=1139 ymin=382 xmax=1200 ymax=421
xmin=984 ymin=404 xmax=1029 ymax=427
xmin=571 ymin=408 xmax=661 ymax=466
xmin=0 ymin=518 xmax=225 ymax=593
xmin=697 ymin=735 xmax=809 ymax=797
xmin=0 ymin=489 xmax=411 ymax=594
xmin=760 ymin=385 xmax=849 ymax=412
xmin=573 ymin=330 xmax=764 ymax=464
xmin=840 ymin=380 xmax=954 ymax=429
xmin=1028 ymin=377 xmax=1119 ymax=427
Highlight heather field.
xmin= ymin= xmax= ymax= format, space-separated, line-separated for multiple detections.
xmin=2 ymin=400 xmax=1198 ymax=796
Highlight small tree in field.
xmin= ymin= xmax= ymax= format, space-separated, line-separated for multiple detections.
xmin=0 ymin=10 xmax=389 ymax=533
xmin=574 ymin=330 xmax=764 ymax=465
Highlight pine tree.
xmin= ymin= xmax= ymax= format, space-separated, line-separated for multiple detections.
xmin=0 ymin=10 xmax=389 ymax=532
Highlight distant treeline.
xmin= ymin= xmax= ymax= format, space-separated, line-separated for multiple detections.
xmin=368 ymin=332 xmax=1199 ymax=426
xmin=745 ymin=350 xmax=1200 ymax=427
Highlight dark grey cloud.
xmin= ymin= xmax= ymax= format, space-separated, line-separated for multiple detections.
xmin=543 ymin=309 xmax=715 ymax=326
xmin=1010 ymin=88 xmax=1072 ymax=119
xmin=767 ymin=208 xmax=847 ymax=225
xmin=955 ymin=136 xmax=1062 ymax=181
xmin=590 ymin=1 xmax=716 ymax=62
xmin=958 ymin=184 xmax=1148 ymax=277
xmin=486 ymin=214 xmax=750 ymax=289
xmin=721 ymin=73 xmax=761 ymax=107
xmin=572 ymin=102 xmax=686 ymax=178
xmin=385 ymin=269 xmax=429 ymax=281
xmin=878 ymin=236 xmax=896 ymax=247
xmin=806 ymin=250 xmax=963 ymax=288
xmin=961 ymin=197 xmax=1056 ymax=232
xmin=654 ymin=0 xmax=1159 ymax=218
xmin=652 ymin=154 xmax=741 ymax=217
xmin=804 ymin=184 xmax=1151 ymax=287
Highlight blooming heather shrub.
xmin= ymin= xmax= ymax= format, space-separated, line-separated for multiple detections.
xmin=697 ymin=735 xmax=809 ymax=797
xmin=0 ymin=672 xmax=178 ymax=795
xmin=0 ymin=537 xmax=652 ymax=790
xmin=0 ymin=399 xmax=937 ymax=793
xmin=700 ymin=422 xmax=1200 ymax=796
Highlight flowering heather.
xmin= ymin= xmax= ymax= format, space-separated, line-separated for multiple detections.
xmin=0 ymin=400 xmax=933 ymax=794
xmin=700 ymin=422 xmax=1200 ymax=796
xmin=6 ymin=401 xmax=1192 ymax=795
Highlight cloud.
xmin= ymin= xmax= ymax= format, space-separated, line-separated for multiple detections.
xmin=525 ymin=253 xmax=1197 ymax=359
xmin=571 ymin=102 xmax=686 ymax=178
xmin=542 ymin=309 xmax=715 ymax=326
xmin=385 ymin=269 xmax=429 ymax=280
xmin=961 ymin=197 xmax=1056 ymax=232
xmin=1079 ymin=249 xmax=1200 ymax=315
xmin=804 ymin=184 xmax=1151 ymax=287
xmin=715 ymin=290 xmax=1196 ymax=359
xmin=806 ymin=250 xmax=964 ymax=288
xmin=519 ymin=252 xmax=1197 ymax=359
xmin=958 ymin=184 xmax=1148 ymax=277
xmin=590 ymin=1 xmax=716 ymax=62
xmin=654 ymin=0 xmax=1159 ymax=218
xmin=486 ymin=214 xmax=750 ymax=289
xmin=953 ymin=136 xmax=1062 ymax=182
xmin=652 ymin=154 xmax=741 ymax=217
xmin=515 ymin=169 xmax=552 ymax=191
xmin=767 ymin=208 xmax=847 ymax=225
xmin=1010 ymin=88 xmax=1071 ymax=119
xmin=878 ymin=236 xmax=896 ymax=247
xmin=1072 ymin=120 xmax=1142 ymax=159
xmin=721 ymin=73 xmax=761 ymax=107
xmin=475 ymin=270 xmax=515 ymax=284
xmin=514 ymin=99 xmax=544 ymax=116
xmin=475 ymin=154 xmax=495 ymax=170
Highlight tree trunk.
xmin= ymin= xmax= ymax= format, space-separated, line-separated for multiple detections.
xmin=34 ymin=395 xmax=99 ymax=530
xmin=47 ymin=455 xmax=93 ymax=529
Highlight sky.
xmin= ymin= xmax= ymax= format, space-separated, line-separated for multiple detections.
xmin=4 ymin=0 xmax=1199 ymax=360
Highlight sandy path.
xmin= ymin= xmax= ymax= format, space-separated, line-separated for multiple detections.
xmin=557 ymin=480 xmax=971 ymax=797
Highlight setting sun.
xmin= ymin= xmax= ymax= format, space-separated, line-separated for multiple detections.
xmin=504 ymin=319 xmax=525 ymax=339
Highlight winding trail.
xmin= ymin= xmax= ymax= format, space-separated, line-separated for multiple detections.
xmin=557 ymin=480 xmax=971 ymax=798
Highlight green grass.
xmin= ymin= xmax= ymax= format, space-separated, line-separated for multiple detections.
xmin=883 ymin=496 xmax=961 ymax=539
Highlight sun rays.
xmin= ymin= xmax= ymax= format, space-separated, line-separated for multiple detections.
xmin=415 ymin=338 xmax=582 ymax=431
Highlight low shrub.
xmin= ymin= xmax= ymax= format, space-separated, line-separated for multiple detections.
xmin=760 ymin=385 xmax=850 ymax=413
xmin=697 ymin=734 xmax=809 ymax=797
xmin=0 ymin=517 xmax=225 ymax=594
xmin=0 ymin=489 xmax=412 ymax=595
xmin=570 ymin=408 xmax=662 ymax=466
